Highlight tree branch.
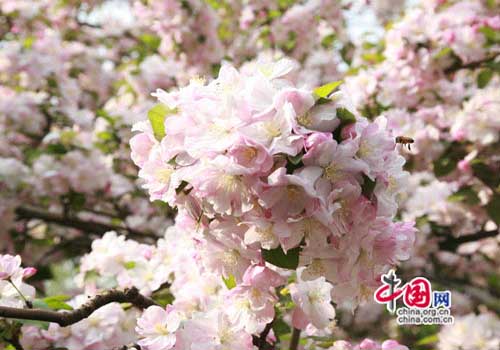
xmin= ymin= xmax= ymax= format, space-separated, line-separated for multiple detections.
xmin=0 ymin=287 xmax=158 ymax=327
xmin=444 ymin=54 xmax=499 ymax=74
xmin=15 ymin=205 xmax=158 ymax=239
xmin=253 ymin=321 xmax=274 ymax=350
xmin=438 ymin=229 xmax=499 ymax=252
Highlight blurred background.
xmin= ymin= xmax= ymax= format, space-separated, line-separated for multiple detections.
xmin=0 ymin=0 xmax=499 ymax=349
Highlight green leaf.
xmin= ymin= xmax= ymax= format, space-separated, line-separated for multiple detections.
xmin=477 ymin=69 xmax=493 ymax=88
xmin=486 ymin=0 xmax=496 ymax=9
xmin=361 ymin=175 xmax=376 ymax=199
xmin=361 ymin=52 xmax=385 ymax=63
xmin=152 ymin=289 xmax=175 ymax=307
xmin=336 ymin=107 xmax=356 ymax=124
xmin=288 ymin=154 xmax=303 ymax=165
xmin=432 ymin=143 xmax=467 ymax=178
xmin=43 ymin=295 xmax=70 ymax=302
xmin=222 ymin=274 xmax=237 ymax=289
xmin=416 ymin=334 xmax=439 ymax=346
xmin=479 ymin=26 xmax=500 ymax=44
xmin=96 ymin=109 xmax=119 ymax=126
xmin=23 ymin=36 xmax=35 ymax=49
xmin=332 ymin=107 xmax=356 ymax=142
xmin=433 ymin=156 xmax=456 ymax=177
xmin=15 ymin=319 xmax=50 ymax=330
xmin=84 ymin=270 xmax=99 ymax=282
xmin=32 ymin=299 xmax=50 ymax=309
xmin=124 ymin=261 xmax=136 ymax=270
xmin=486 ymin=194 xmax=500 ymax=226
xmin=148 ymin=103 xmax=172 ymax=141
xmin=67 ymin=191 xmax=86 ymax=212
xmin=262 ymin=245 xmax=300 ymax=270
xmin=283 ymin=31 xmax=297 ymax=52
xmin=321 ymin=33 xmax=336 ymax=49
xmin=24 ymin=148 xmax=43 ymax=165
xmin=272 ymin=317 xmax=291 ymax=336
xmin=448 ymin=186 xmax=480 ymax=205
xmin=487 ymin=273 xmax=500 ymax=291
xmin=46 ymin=143 xmax=68 ymax=155
xmin=471 ymin=160 xmax=499 ymax=189
xmin=434 ymin=47 xmax=452 ymax=59
xmin=313 ymin=81 xmax=343 ymax=99
xmin=139 ymin=34 xmax=161 ymax=51
xmin=97 ymin=131 xmax=114 ymax=141
xmin=43 ymin=295 xmax=73 ymax=311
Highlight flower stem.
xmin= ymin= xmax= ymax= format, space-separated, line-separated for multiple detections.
xmin=7 ymin=278 xmax=31 ymax=308
xmin=290 ymin=328 xmax=301 ymax=350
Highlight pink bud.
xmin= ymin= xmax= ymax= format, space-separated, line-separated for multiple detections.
xmin=452 ymin=129 xmax=465 ymax=142
xmin=359 ymin=339 xmax=379 ymax=350
xmin=23 ymin=267 xmax=37 ymax=278
xmin=242 ymin=264 xmax=285 ymax=288
xmin=457 ymin=159 xmax=470 ymax=172
xmin=143 ymin=248 xmax=154 ymax=260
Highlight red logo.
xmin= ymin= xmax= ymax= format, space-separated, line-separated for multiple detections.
xmin=374 ymin=270 xmax=432 ymax=313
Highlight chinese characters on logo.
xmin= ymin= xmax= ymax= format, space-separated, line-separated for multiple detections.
xmin=374 ymin=270 xmax=454 ymax=325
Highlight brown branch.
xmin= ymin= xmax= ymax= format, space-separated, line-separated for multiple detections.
xmin=290 ymin=328 xmax=301 ymax=350
xmin=15 ymin=205 xmax=158 ymax=239
xmin=0 ymin=287 xmax=158 ymax=327
xmin=438 ymin=229 xmax=499 ymax=252
xmin=3 ymin=326 xmax=24 ymax=350
xmin=253 ymin=321 xmax=274 ymax=350
xmin=444 ymin=54 xmax=499 ymax=74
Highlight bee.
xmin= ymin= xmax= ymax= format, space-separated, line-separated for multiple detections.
xmin=395 ymin=136 xmax=414 ymax=151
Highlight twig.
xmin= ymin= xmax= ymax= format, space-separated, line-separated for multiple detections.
xmin=444 ymin=54 xmax=499 ymax=74
xmin=437 ymin=229 xmax=499 ymax=252
xmin=429 ymin=276 xmax=500 ymax=313
xmin=290 ymin=328 xmax=301 ymax=350
xmin=0 ymin=287 xmax=158 ymax=327
xmin=253 ymin=321 xmax=274 ymax=350
xmin=4 ymin=326 xmax=24 ymax=350
xmin=15 ymin=205 xmax=158 ymax=239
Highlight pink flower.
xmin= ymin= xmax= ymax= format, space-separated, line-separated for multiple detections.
xmin=190 ymin=163 xmax=254 ymax=217
xmin=242 ymin=264 xmax=285 ymax=289
xmin=138 ymin=146 xmax=180 ymax=204
xmin=358 ymin=338 xmax=379 ymax=350
xmin=20 ymin=326 xmax=50 ymax=350
xmin=290 ymin=267 xmax=336 ymax=330
xmin=381 ymin=340 xmax=409 ymax=350
xmin=226 ymin=137 xmax=273 ymax=175
xmin=22 ymin=267 xmax=37 ymax=279
xmin=258 ymin=167 xmax=322 ymax=219
xmin=130 ymin=132 xmax=155 ymax=168
xmin=178 ymin=311 xmax=254 ymax=350
xmin=136 ymin=305 xmax=182 ymax=350
xmin=0 ymin=254 xmax=22 ymax=280
xmin=226 ymin=265 xmax=281 ymax=333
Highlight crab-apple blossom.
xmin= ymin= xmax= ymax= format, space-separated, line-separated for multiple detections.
xmin=136 ymin=305 xmax=182 ymax=350
xmin=1 ymin=0 xmax=496 ymax=349
xmin=290 ymin=268 xmax=336 ymax=330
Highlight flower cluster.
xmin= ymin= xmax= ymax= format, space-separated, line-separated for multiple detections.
xmin=20 ymin=300 xmax=139 ymax=350
xmin=343 ymin=0 xmax=499 ymax=280
xmin=76 ymin=231 xmax=171 ymax=295
xmin=2 ymin=0 xmax=497 ymax=349
xmin=129 ymin=59 xmax=416 ymax=347
xmin=0 ymin=254 xmax=35 ymax=308
xmin=437 ymin=313 xmax=500 ymax=350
